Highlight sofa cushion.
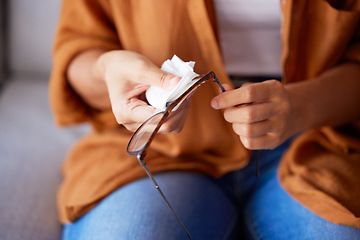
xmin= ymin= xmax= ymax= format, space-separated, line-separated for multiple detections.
xmin=0 ymin=0 xmax=6 ymax=84
xmin=8 ymin=0 xmax=60 ymax=77
xmin=0 ymin=77 xmax=89 ymax=240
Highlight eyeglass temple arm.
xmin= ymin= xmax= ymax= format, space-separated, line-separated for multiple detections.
xmin=212 ymin=73 xmax=260 ymax=177
xmin=137 ymin=156 xmax=192 ymax=240
xmin=212 ymin=73 xmax=226 ymax=93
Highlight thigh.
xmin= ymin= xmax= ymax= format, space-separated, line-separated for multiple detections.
xmin=63 ymin=171 xmax=239 ymax=240
xmin=243 ymin=166 xmax=360 ymax=240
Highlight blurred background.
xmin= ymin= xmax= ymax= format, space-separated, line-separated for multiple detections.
xmin=0 ymin=1 xmax=89 ymax=239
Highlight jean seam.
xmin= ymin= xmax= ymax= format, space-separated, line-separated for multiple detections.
xmin=244 ymin=207 xmax=260 ymax=240
xmin=220 ymin=211 xmax=240 ymax=240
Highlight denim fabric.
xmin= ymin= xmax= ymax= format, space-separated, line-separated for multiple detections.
xmin=63 ymin=138 xmax=360 ymax=240
xmin=243 ymin=165 xmax=360 ymax=240
xmin=63 ymin=172 xmax=239 ymax=240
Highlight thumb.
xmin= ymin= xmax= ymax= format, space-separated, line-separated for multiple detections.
xmin=143 ymin=66 xmax=181 ymax=91
xmin=222 ymin=83 xmax=234 ymax=92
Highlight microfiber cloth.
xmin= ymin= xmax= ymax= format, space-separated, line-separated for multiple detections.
xmin=146 ymin=55 xmax=199 ymax=110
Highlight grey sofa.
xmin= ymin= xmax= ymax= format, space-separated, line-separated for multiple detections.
xmin=0 ymin=1 xmax=89 ymax=239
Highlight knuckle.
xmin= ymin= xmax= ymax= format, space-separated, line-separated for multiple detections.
xmin=241 ymin=82 xmax=253 ymax=87
xmin=114 ymin=113 xmax=126 ymax=125
xmin=265 ymin=80 xmax=282 ymax=96
xmin=112 ymin=103 xmax=129 ymax=125
xmin=112 ymin=109 xmax=125 ymax=124
xmin=244 ymin=125 xmax=254 ymax=137
xmin=133 ymin=57 xmax=152 ymax=76
xmin=281 ymin=101 xmax=291 ymax=116
xmin=269 ymin=79 xmax=282 ymax=89
xmin=243 ymin=86 xmax=256 ymax=102
xmin=244 ymin=108 xmax=256 ymax=122
xmin=132 ymin=58 xmax=144 ymax=71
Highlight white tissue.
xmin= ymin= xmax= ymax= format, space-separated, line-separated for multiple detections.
xmin=146 ymin=55 xmax=199 ymax=110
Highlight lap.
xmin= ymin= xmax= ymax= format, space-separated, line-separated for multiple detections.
xmin=243 ymin=164 xmax=360 ymax=240
xmin=63 ymin=139 xmax=360 ymax=240
xmin=63 ymin=172 xmax=239 ymax=240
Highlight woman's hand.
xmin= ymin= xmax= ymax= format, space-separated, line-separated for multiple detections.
xmin=211 ymin=62 xmax=360 ymax=150
xmin=96 ymin=51 xmax=175 ymax=131
xmin=69 ymin=49 xmax=192 ymax=132
xmin=211 ymin=80 xmax=292 ymax=150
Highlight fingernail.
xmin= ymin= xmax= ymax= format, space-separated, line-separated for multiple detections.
xmin=211 ymin=99 xmax=218 ymax=109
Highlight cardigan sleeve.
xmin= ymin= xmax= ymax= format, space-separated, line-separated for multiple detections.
xmin=343 ymin=26 xmax=360 ymax=62
xmin=341 ymin=1 xmax=360 ymax=62
xmin=49 ymin=0 xmax=121 ymax=129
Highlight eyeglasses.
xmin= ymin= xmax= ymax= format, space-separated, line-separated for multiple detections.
xmin=127 ymin=71 xmax=225 ymax=239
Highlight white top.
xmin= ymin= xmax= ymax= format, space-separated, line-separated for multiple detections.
xmin=214 ymin=0 xmax=282 ymax=76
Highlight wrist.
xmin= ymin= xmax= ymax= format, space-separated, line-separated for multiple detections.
xmin=92 ymin=50 xmax=111 ymax=85
xmin=67 ymin=48 xmax=111 ymax=110
xmin=284 ymin=61 xmax=360 ymax=136
xmin=286 ymin=83 xmax=312 ymax=137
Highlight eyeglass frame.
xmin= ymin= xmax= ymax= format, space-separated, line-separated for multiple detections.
xmin=126 ymin=71 xmax=225 ymax=239
xmin=127 ymin=71 xmax=225 ymax=161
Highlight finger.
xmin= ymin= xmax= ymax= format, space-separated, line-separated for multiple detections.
xmin=223 ymin=102 xmax=273 ymax=123
xmin=211 ymin=80 xmax=280 ymax=109
xmin=222 ymin=83 xmax=234 ymax=91
xmin=138 ymin=61 xmax=182 ymax=91
xmin=232 ymin=120 xmax=273 ymax=138
xmin=216 ymin=83 xmax=233 ymax=94
xmin=240 ymin=134 xmax=282 ymax=150
xmin=122 ymin=122 xmax=143 ymax=132
xmin=113 ymin=98 xmax=161 ymax=125
xmin=240 ymin=82 xmax=255 ymax=87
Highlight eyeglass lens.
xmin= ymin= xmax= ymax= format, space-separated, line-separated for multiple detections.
xmin=127 ymin=111 xmax=166 ymax=155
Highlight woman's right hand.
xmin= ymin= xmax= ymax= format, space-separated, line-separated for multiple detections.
xmin=68 ymin=50 xmax=194 ymax=132
xmin=93 ymin=50 xmax=184 ymax=131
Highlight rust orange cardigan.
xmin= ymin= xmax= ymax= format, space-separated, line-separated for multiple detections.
xmin=50 ymin=0 xmax=360 ymax=228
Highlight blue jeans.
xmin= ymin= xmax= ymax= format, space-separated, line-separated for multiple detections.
xmin=63 ymin=139 xmax=360 ymax=240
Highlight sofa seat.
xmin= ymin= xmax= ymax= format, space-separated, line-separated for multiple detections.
xmin=0 ymin=76 xmax=89 ymax=240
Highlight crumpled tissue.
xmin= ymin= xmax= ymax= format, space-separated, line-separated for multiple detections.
xmin=146 ymin=55 xmax=199 ymax=110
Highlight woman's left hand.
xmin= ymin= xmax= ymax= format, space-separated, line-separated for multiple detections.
xmin=211 ymin=80 xmax=292 ymax=150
